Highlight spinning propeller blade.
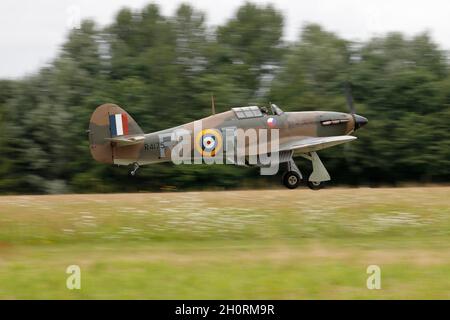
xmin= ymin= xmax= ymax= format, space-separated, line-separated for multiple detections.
xmin=344 ymin=82 xmax=356 ymax=114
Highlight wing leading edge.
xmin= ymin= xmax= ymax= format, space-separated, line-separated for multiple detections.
xmin=279 ymin=135 xmax=357 ymax=154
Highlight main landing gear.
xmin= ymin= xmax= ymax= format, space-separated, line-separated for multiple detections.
xmin=282 ymin=171 xmax=301 ymax=189
xmin=306 ymin=180 xmax=324 ymax=190
xmin=281 ymin=152 xmax=330 ymax=190
xmin=281 ymin=159 xmax=302 ymax=189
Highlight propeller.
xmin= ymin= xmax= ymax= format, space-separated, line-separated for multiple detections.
xmin=344 ymin=82 xmax=368 ymax=130
xmin=343 ymin=82 xmax=355 ymax=163
xmin=344 ymin=82 xmax=356 ymax=114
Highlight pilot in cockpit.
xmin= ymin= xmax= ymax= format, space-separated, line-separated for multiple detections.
xmin=260 ymin=106 xmax=269 ymax=115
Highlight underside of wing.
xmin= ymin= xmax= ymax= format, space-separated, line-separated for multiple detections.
xmin=279 ymin=135 xmax=357 ymax=154
xmin=105 ymin=134 xmax=145 ymax=146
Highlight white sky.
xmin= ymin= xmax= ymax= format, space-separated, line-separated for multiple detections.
xmin=1 ymin=0 xmax=449 ymax=79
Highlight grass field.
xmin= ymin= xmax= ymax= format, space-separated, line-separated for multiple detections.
xmin=0 ymin=187 xmax=449 ymax=299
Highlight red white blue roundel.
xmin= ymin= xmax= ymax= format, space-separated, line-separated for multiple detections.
xmin=267 ymin=117 xmax=277 ymax=127
xmin=195 ymin=129 xmax=223 ymax=157
xmin=202 ymin=134 xmax=217 ymax=152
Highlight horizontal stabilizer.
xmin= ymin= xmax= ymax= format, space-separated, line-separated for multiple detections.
xmin=105 ymin=135 xmax=145 ymax=146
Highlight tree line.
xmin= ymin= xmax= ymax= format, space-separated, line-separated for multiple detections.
xmin=0 ymin=2 xmax=449 ymax=194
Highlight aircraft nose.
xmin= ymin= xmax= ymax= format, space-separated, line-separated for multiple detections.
xmin=354 ymin=114 xmax=368 ymax=130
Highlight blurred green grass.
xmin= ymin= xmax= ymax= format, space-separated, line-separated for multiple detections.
xmin=0 ymin=187 xmax=449 ymax=299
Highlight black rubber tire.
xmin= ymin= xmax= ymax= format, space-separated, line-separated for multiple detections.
xmin=307 ymin=180 xmax=324 ymax=190
xmin=282 ymin=171 xmax=301 ymax=189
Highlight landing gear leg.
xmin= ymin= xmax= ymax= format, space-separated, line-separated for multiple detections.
xmin=300 ymin=152 xmax=330 ymax=190
xmin=129 ymin=162 xmax=139 ymax=176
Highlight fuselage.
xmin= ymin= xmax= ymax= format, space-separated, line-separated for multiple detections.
xmin=112 ymin=109 xmax=360 ymax=166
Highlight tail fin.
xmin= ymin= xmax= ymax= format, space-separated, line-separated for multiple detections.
xmin=88 ymin=103 xmax=143 ymax=164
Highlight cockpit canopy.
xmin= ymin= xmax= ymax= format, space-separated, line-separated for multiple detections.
xmin=271 ymin=104 xmax=284 ymax=116
xmin=232 ymin=104 xmax=284 ymax=119
xmin=232 ymin=106 xmax=262 ymax=119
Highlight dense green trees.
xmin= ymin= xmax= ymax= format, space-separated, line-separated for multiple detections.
xmin=0 ymin=3 xmax=448 ymax=194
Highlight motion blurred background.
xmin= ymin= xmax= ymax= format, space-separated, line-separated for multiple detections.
xmin=0 ymin=0 xmax=449 ymax=194
xmin=0 ymin=0 xmax=449 ymax=300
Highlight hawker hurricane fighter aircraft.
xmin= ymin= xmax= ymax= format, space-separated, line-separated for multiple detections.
xmin=88 ymin=96 xmax=367 ymax=190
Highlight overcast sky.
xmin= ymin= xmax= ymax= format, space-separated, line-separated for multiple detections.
xmin=1 ymin=0 xmax=449 ymax=79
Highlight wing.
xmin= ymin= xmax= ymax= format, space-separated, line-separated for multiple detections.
xmin=105 ymin=134 xmax=145 ymax=146
xmin=279 ymin=135 xmax=357 ymax=154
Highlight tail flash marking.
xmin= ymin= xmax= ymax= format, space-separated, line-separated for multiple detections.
xmin=115 ymin=114 xmax=123 ymax=136
xmin=122 ymin=114 xmax=129 ymax=135
xmin=109 ymin=113 xmax=129 ymax=137
xmin=109 ymin=114 xmax=117 ymax=136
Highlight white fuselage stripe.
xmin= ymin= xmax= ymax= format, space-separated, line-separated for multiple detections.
xmin=115 ymin=114 xmax=123 ymax=136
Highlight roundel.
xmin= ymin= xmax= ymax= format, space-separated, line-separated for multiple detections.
xmin=195 ymin=128 xmax=223 ymax=157
xmin=267 ymin=117 xmax=277 ymax=128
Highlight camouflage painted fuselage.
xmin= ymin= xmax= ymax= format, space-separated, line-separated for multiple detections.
xmin=89 ymin=104 xmax=357 ymax=166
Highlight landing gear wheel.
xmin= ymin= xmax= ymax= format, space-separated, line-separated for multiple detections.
xmin=307 ymin=180 xmax=324 ymax=190
xmin=282 ymin=171 xmax=301 ymax=189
